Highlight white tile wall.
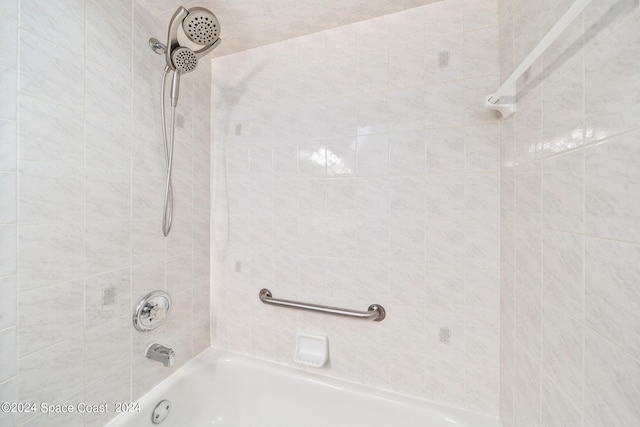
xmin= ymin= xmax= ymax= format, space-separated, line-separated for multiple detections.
xmin=500 ymin=0 xmax=640 ymax=425
xmin=0 ymin=5 xmax=18 ymax=426
xmin=210 ymin=0 xmax=501 ymax=416
xmin=0 ymin=1 xmax=210 ymax=426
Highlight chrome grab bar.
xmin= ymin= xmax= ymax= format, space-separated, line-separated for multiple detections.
xmin=258 ymin=288 xmax=386 ymax=322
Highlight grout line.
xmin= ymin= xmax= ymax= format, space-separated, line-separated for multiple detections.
xmin=14 ymin=0 xmax=21 ymax=407
xmin=129 ymin=0 xmax=136 ymax=404
xmin=580 ymin=14 xmax=587 ymax=425
xmin=15 ymin=27 xmax=83 ymax=57
xmin=538 ymin=36 xmax=546 ymax=425
xmin=503 ymin=124 xmax=640 ymax=171
xmin=80 ymin=0 xmax=87 ymax=417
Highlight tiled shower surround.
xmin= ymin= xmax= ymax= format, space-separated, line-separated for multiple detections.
xmin=0 ymin=1 xmax=211 ymax=426
xmin=499 ymin=0 xmax=640 ymax=425
xmin=210 ymin=0 xmax=502 ymax=415
xmin=1 ymin=0 xmax=639 ymax=425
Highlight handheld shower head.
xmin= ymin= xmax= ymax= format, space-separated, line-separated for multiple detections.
xmin=168 ymin=47 xmax=197 ymax=106
xmin=166 ymin=6 xmax=221 ymax=73
xmin=159 ymin=5 xmax=222 ymax=237
xmin=171 ymin=47 xmax=198 ymax=73
xmin=165 ymin=6 xmax=222 ymax=106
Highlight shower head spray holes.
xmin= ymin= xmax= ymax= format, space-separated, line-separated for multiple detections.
xmin=171 ymin=47 xmax=198 ymax=73
xmin=182 ymin=7 xmax=220 ymax=45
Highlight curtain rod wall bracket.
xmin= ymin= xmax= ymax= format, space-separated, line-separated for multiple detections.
xmin=484 ymin=92 xmax=516 ymax=119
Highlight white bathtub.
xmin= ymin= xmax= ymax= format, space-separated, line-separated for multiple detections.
xmin=105 ymin=347 xmax=500 ymax=427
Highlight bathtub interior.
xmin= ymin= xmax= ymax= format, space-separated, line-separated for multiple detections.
xmin=107 ymin=348 xmax=500 ymax=427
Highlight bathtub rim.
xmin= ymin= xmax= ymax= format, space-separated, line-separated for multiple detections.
xmin=105 ymin=346 xmax=501 ymax=427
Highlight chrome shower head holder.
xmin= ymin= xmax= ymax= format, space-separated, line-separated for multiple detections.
xmin=149 ymin=38 xmax=167 ymax=55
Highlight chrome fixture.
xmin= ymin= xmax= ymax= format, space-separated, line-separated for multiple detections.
xmin=152 ymin=399 xmax=171 ymax=424
xmin=133 ymin=290 xmax=172 ymax=332
xmin=148 ymin=38 xmax=167 ymax=54
xmin=159 ymin=6 xmax=222 ymax=236
xmin=146 ymin=344 xmax=175 ymax=367
xmin=259 ymin=289 xmax=386 ymax=321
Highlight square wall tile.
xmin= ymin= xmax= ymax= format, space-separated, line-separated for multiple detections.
xmin=0 ymin=119 xmax=16 ymax=171
xmin=0 ymin=225 xmax=16 ymax=277
xmin=19 ymin=224 xmax=84 ymax=291
xmin=20 ymin=0 xmax=85 ymax=54
xmin=18 ymin=280 xmax=83 ymax=355
xmin=513 ymin=345 xmax=541 ymax=426
xmin=85 ymin=169 xmax=131 ymax=222
xmin=0 ymin=276 xmax=16 ymax=330
xmin=584 ymin=329 xmax=640 ymax=426
xmin=389 ymin=130 xmax=425 ymax=175
xmin=19 ymin=162 xmax=83 ymax=224
xmin=542 ymin=230 xmax=584 ymax=320
xmin=465 ymin=173 xmax=500 ymax=222
xmin=356 ymin=134 xmax=389 ymax=176
xmin=464 ymin=0 xmax=498 ymax=30
xmin=585 ymin=130 xmax=640 ymax=243
xmin=356 ymin=90 xmax=389 ymax=136
xmin=0 ymin=67 xmax=16 ymax=119
xmin=391 ymin=41 xmax=426 ymax=90
xmin=18 ymin=336 xmax=83 ymax=404
xmin=0 ymin=379 xmax=17 ymax=426
xmin=541 ymin=59 xmax=584 ymax=157
xmin=86 ymin=0 xmax=132 ymax=73
xmin=0 ymin=16 xmax=16 ymax=68
xmin=19 ymin=96 xmax=84 ymax=166
xmin=19 ymin=30 xmax=83 ymax=108
xmin=541 ymin=305 xmax=584 ymax=408
xmin=425 ymin=80 xmax=464 ymax=129
xmin=424 ymin=0 xmax=463 ymax=36
xmin=0 ymin=0 xmax=18 ymax=17
xmin=389 ymin=87 xmax=426 ymax=131
xmin=0 ymin=173 xmax=15 ymax=223
xmin=465 ymin=124 xmax=500 ymax=172
xmin=585 ymin=13 xmax=640 ymax=142
xmin=543 ymin=149 xmax=584 ymax=234
xmin=389 ymin=8 xmax=424 ymax=46
xmin=464 ymin=27 xmax=499 ymax=78
xmin=586 ymin=237 xmax=640 ymax=359
xmin=0 ymin=327 xmax=16 ymax=383
xmin=541 ymin=373 xmax=583 ymax=427
xmin=425 ymin=127 xmax=464 ymax=173
xmin=424 ymin=33 xmax=464 ymax=84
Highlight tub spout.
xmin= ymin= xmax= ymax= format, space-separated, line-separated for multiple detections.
xmin=146 ymin=343 xmax=175 ymax=367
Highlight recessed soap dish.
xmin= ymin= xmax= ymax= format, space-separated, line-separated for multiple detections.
xmin=294 ymin=332 xmax=328 ymax=368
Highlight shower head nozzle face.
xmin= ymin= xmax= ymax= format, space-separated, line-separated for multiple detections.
xmin=171 ymin=47 xmax=198 ymax=73
xmin=182 ymin=7 xmax=220 ymax=45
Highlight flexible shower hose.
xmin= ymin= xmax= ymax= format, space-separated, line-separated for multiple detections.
xmin=161 ymin=66 xmax=175 ymax=237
